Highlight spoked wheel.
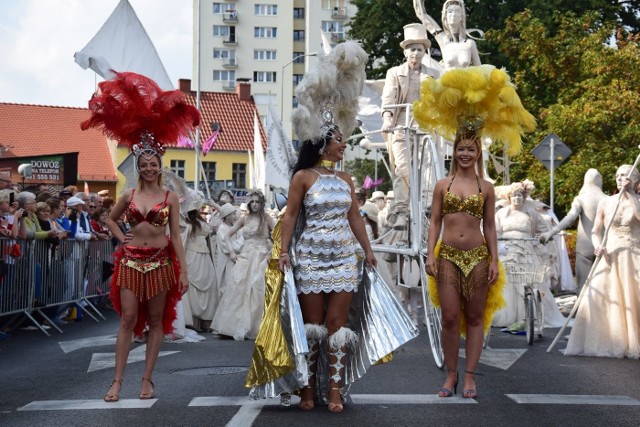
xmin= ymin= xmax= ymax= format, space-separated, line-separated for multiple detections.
xmin=419 ymin=255 xmax=444 ymax=369
xmin=525 ymin=292 xmax=535 ymax=345
xmin=416 ymin=133 xmax=445 ymax=368
xmin=536 ymin=290 xmax=545 ymax=338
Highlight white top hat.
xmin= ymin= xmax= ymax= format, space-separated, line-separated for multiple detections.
xmin=385 ymin=191 xmax=395 ymax=200
xmin=369 ymin=190 xmax=386 ymax=201
xmin=400 ymin=23 xmax=431 ymax=50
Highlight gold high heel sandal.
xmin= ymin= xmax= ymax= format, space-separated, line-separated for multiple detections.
xmin=139 ymin=377 xmax=155 ymax=399
xmin=103 ymin=378 xmax=123 ymax=402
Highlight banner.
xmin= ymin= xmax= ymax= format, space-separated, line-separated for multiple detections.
xmin=265 ymin=104 xmax=296 ymax=191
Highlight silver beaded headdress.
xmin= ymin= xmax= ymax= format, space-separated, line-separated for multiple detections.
xmin=292 ymin=41 xmax=368 ymax=148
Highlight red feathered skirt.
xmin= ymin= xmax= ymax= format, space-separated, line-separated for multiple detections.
xmin=110 ymin=244 xmax=181 ymax=336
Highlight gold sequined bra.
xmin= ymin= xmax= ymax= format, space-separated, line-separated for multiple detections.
xmin=442 ymin=175 xmax=484 ymax=219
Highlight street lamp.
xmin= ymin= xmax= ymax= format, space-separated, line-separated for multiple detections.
xmin=280 ymin=52 xmax=317 ymax=120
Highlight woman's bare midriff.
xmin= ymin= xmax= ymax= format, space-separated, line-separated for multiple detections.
xmin=128 ymin=223 xmax=169 ymax=247
xmin=441 ymin=213 xmax=484 ymax=250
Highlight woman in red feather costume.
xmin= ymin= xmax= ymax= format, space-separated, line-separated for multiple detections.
xmin=81 ymin=72 xmax=199 ymax=402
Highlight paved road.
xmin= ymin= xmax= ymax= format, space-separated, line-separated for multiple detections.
xmin=1 ymin=310 xmax=639 ymax=427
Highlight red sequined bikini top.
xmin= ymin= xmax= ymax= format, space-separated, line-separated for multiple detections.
xmin=127 ymin=189 xmax=170 ymax=228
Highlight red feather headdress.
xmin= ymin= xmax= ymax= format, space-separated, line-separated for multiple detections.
xmin=81 ymin=71 xmax=200 ymax=159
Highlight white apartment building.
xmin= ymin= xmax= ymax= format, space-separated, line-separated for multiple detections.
xmin=192 ymin=0 xmax=357 ymax=139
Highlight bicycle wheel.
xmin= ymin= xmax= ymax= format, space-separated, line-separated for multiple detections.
xmin=536 ymin=289 xmax=545 ymax=338
xmin=419 ymin=256 xmax=444 ymax=369
xmin=525 ymin=292 xmax=535 ymax=345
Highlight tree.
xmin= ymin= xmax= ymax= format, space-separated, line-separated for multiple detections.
xmin=344 ymin=157 xmax=392 ymax=195
xmin=491 ymin=11 xmax=640 ymax=215
xmin=348 ymin=1 xmax=640 ymax=75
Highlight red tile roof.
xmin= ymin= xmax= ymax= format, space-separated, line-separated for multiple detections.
xmin=0 ymin=103 xmax=117 ymax=182
xmin=181 ymin=86 xmax=267 ymax=152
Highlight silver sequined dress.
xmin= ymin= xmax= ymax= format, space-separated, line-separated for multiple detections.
xmin=294 ymin=172 xmax=359 ymax=294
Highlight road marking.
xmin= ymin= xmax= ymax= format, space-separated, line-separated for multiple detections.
xmin=17 ymin=399 xmax=157 ymax=411
xmin=58 ymin=335 xmax=116 ymax=353
xmin=350 ymin=394 xmax=476 ymax=404
xmin=459 ymin=347 xmax=527 ymax=370
xmin=88 ymin=344 xmax=180 ymax=372
xmin=506 ymin=394 xmax=640 ymax=405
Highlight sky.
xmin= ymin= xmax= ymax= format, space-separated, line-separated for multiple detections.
xmin=0 ymin=0 xmax=192 ymax=108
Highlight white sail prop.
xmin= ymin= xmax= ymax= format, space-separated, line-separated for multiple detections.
xmin=74 ymin=0 xmax=173 ymax=90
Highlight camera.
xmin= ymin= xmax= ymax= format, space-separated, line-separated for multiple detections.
xmin=68 ymin=208 xmax=78 ymax=222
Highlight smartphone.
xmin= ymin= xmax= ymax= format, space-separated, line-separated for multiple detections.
xmin=9 ymin=192 xmax=14 ymax=205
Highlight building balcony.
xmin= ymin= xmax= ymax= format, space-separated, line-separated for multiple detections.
xmin=331 ymin=8 xmax=348 ymax=19
xmin=221 ymin=81 xmax=235 ymax=91
xmin=223 ymin=35 xmax=238 ymax=45
xmin=222 ymin=58 xmax=238 ymax=68
xmin=222 ymin=12 xmax=238 ymax=23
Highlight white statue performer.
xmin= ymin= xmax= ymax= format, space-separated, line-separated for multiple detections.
xmin=564 ymin=165 xmax=640 ymax=359
xmin=381 ymin=23 xmax=439 ymax=229
xmin=414 ymin=0 xmax=482 ymax=71
xmin=493 ymin=181 xmax=565 ymax=329
xmin=539 ymin=169 xmax=606 ymax=290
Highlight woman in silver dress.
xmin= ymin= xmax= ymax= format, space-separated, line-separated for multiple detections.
xmin=279 ymin=124 xmax=376 ymax=413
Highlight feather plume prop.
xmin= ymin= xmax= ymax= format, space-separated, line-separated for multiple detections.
xmin=81 ymin=71 xmax=200 ymax=151
xmin=413 ymin=65 xmax=535 ymax=156
xmin=292 ymin=41 xmax=368 ymax=142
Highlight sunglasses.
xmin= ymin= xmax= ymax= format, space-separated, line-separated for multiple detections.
xmin=88 ymin=205 xmax=96 ymax=208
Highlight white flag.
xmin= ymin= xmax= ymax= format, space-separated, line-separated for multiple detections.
xmin=253 ymin=112 xmax=266 ymax=191
xmin=265 ymin=104 xmax=296 ymax=191
xmin=74 ymin=0 xmax=173 ymax=89
xmin=247 ymin=150 xmax=255 ymax=189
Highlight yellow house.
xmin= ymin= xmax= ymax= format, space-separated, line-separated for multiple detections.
xmin=114 ymin=79 xmax=266 ymax=198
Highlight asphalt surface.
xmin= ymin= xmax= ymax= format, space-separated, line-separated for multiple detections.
xmin=1 ymin=309 xmax=639 ymax=427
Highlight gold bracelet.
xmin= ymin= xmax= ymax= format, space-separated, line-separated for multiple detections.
xmin=279 ymin=253 xmax=289 ymax=257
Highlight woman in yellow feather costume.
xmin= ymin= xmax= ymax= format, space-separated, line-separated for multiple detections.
xmin=416 ymin=65 xmax=535 ymax=400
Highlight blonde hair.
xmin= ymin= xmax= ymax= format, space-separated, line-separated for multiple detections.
xmin=449 ymin=132 xmax=484 ymax=178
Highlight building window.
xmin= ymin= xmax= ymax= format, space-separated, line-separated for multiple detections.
xmin=202 ymin=161 xmax=217 ymax=182
xmin=254 ymin=71 xmax=277 ymax=83
xmin=293 ymin=52 xmax=306 ymax=63
xmin=293 ymin=8 xmax=305 ymax=19
xmin=255 ymin=4 xmax=278 ymax=16
xmin=213 ymin=48 xmax=235 ymax=59
xmin=322 ymin=0 xmax=346 ymax=9
xmin=322 ymin=20 xmax=345 ymax=40
xmin=170 ymin=160 xmax=186 ymax=179
xmin=213 ymin=25 xmax=230 ymax=37
xmin=254 ymin=27 xmax=277 ymax=38
xmin=293 ymin=30 xmax=305 ymax=41
xmin=232 ymin=163 xmax=246 ymax=188
xmin=254 ymin=49 xmax=277 ymax=60
xmin=293 ymin=74 xmax=304 ymax=86
xmin=213 ymin=70 xmax=236 ymax=85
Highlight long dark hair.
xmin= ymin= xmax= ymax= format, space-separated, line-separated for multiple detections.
xmin=186 ymin=209 xmax=203 ymax=236
xmin=291 ymin=125 xmax=339 ymax=176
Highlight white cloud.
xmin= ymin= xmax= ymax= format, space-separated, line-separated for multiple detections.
xmin=0 ymin=0 xmax=192 ymax=107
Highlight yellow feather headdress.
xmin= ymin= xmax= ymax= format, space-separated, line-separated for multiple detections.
xmin=413 ymin=65 xmax=536 ymax=156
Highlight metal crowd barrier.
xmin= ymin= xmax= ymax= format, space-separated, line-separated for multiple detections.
xmin=0 ymin=238 xmax=114 ymax=336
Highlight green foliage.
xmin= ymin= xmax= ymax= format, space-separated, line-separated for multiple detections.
xmin=344 ymin=157 xmax=392 ymax=194
xmin=491 ymin=11 xmax=640 ymax=215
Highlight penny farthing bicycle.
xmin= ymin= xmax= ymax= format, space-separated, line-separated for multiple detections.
xmin=351 ymin=103 xmax=447 ymax=368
